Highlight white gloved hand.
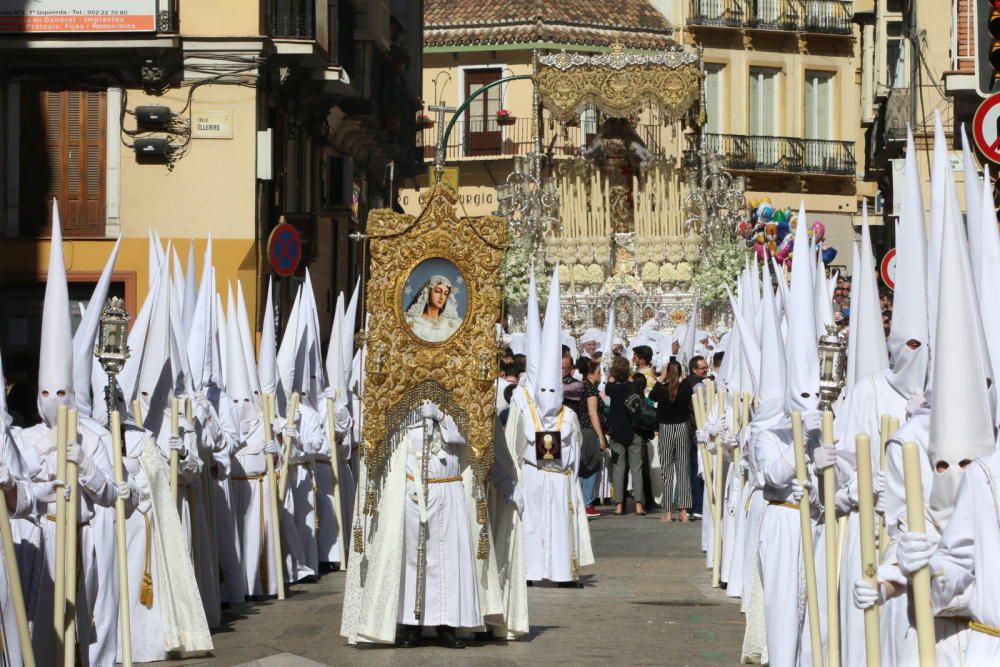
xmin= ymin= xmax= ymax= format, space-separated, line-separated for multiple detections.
xmin=873 ymin=470 xmax=886 ymax=514
xmin=906 ymin=391 xmax=927 ymax=417
xmin=853 ymin=579 xmax=883 ymax=610
xmin=115 ymin=481 xmax=130 ymax=501
xmin=707 ymin=416 xmax=724 ymax=437
xmin=790 ymin=479 xmax=811 ymax=504
xmin=898 ymin=531 xmax=935 ymax=577
xmin=283 ymin=427 xmax=299 ymax=442
xmin=167 ymin=434 xmax=184 ymax=452
xmin=418 ymin=401 xmax=444 ymax=422
xmin=264 ymin=438 xmax=280 ymax=456
xmin=722 ymin=429 xmax=738 ymax=450
xmin=0 ymin=456 xmax=12 ymax=490
xmin=812 ymin=444 xmax=838 ymax=471
xmin=802 ymin=411 xmax=823 ymax=434
xmin=695 ymin=429 xmax=709 ymax=444
xmin=66 ymin=441 xmax=96 ymax=479
xmin=32 ymin=479 xmax=66 ymax=503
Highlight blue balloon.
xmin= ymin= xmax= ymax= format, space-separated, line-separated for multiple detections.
xmin=776 ymin=220 xmax=790 ymax=241
xmin=822 ymin=247 xmax=838 ymax=264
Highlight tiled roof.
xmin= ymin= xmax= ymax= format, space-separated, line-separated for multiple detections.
xmin=424 ymin=0 xmax=675 ymax=49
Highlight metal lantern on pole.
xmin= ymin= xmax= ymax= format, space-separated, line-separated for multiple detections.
xmin=683 ymin=129 xmax=748 ymax=244
xmin=817 ymin=324 xmax=848 ymax=410
xmin=95 ymin=296 xmax=131 ymax=427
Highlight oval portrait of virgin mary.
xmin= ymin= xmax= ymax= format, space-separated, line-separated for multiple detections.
xmin=402 ymin=258 xmax=467 ymax=344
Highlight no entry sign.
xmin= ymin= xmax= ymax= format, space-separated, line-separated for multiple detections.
xmin=973 ymin=93 xmax=1000 ymax=163
xmin=880 ymin=247 xmax=897 ymax=290
xmin=267 ymin=221 xmax=302 ymax=277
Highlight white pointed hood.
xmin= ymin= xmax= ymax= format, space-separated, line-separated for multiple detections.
xmin=182 ymin=241 xmax=198 ymax=333
xmin=225 ymin=287 xmax=258 ymax=426
xmin=37 ymin=202 xmax=75 ymax=427
xmin=726 ymin=285 xmax=760 ymax=393
xmin=525 ymin=267 xmax=541 ymax=391
xmin=258 ymin=278 xmax=278 ymax=396
xmin=72 ymin=235 xmax=121 ymax=417
xmin=132 ymin=256 xmax=172 ymax=434
xmin=534 ymin=266 xmax=563 ymax=430
xmin=186 ymin=237 xmax=214 ymax=392
xmin=751 ymin=257 xmax=785 ymax=435
xmin=681 ymin=300 xmax=698 ymax=369
xmin=276 ymin=286 xmax=304 ymax=402
xmin=235 ymin=281 xmax=262 ymax=399
xmin=886 ymin=129 xmax=931 ymax=397
xmin=926 ymin=180 xmax=995 ymax=528
xmin=784 ymin=203 xmax=820 ymax=414
xmin=961 ymin=126 xmax=983 ymax=294
xmin=978 ymin=167 xmax=1000 ymax=427
xmin=326 ymin=293 xmax=349 ymax=405
xmin=214 ymin=291 xmax=227 ymax=391
xmin=813 ymin=247 xmax=834 ymax=333
xmin=854 ymin=203 xmax=890 ymax=382
xmin=342 ymin=277 xmax=360 ymax=375
xmin=927 ymin=111 xmax=954 ymax=356
xmin=601 ymin=306 xmax=616 ymax=362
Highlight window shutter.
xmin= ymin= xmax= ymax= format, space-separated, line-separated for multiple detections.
xmin=20 ymin=86 xmax=106 ymax=237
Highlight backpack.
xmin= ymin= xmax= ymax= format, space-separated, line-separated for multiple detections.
xmin=625 ymin=392 xmax=658 ymax=438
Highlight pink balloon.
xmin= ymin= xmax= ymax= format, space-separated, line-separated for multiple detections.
xmin=811 ymin=221 xmax=825 ymax=241
xmin=754 ymin=244 xmax=766 ymax=260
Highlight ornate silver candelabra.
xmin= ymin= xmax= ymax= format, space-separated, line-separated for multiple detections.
xmin=94 ymin=297 xmax=131 ymax=429
xmin=682 ymin=129 xmax=748 ymax=242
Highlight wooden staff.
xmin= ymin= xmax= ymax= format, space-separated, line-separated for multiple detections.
xmin=902 ymin=441 xmax=937 ymax=667
xmin=53 ymin=404 xmax=68 ymax=664
xmin=169 ymin=397 xmax=180 ymax=501
xmin=711 ymin=390 xmax=725 ymax=588
xmin=791 ymin=411 xmax=823 ymax=664
xmin=64 ymin=409 xmax=80 ymax=667
xmin=692 ymin=387 xmax=715 ymax=525
xmin=0 ymin=435 xmax=34 ymax=666
xmin=278 ymin=392 xmax=300 ymax=502
xmin=261 ymin=393 xmax=285 ymax=601
xmin=132 ymin=400 xmax=143 ymax=428
xmin=822 ymin=410 xmax=840 ymax=667
xmin=856 ymin=433 xmax=881 ymax=666
xmin=110 ymin=410 xmax=133 ymax=667
xmin=879 ymin=416 xmax=899 ymax=559
xmin=183 ymin=399 xmax=201 ymax=588
xmin=326 ymin=398 xmax=347 ymax=566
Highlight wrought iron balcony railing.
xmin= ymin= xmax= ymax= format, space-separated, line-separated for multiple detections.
xmin=271 ymin=0 xmax=316 ymax=39
xmin=687 ymin=0 xmax=853 ymax=35
xmin=703 ymin=133 xmax=856 ymax=176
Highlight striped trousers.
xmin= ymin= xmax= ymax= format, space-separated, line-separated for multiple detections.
xmin=658 ymin=422 xmax=692 ymax=512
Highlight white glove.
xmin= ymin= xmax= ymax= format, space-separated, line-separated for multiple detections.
xmin=802 ymin=411 xmax=823 ymax=434
xmin=707 ymin=415 xmax=724 ymax=437
xmin=32 ymin=479 xmax=66 ymax=503
xmin=898 ymin=531 xmax=935 ymax=577
xmin=790 ymin=479 xmax=811 ymax=504
xmin=812 ymin=445 xmax=838 ymax=471
xmin=873 ymin=471 xmax=886 ymax=514
xmin=418 ymin=401 xmax=444 ymax=422
xmin=695 ymin=429 xmax=709 ymax=444
xmin=853 ymin=579 xmax=883 ymax=610
xmin=283 ymin=427 xmax=299 ymax=442
xmin=722 ymin=430 xmax=738 ymax=450
xmin=65 ymin=441 xmax=96 ymax=479
xmin=115 ymin=481 xmax=130 ymax=501
xmin=264 ymin=438 xmax=280 ymax=456
xmin=906 ymin=391 xmax=927 ymax=417
xmin=167 ymin=434 xmax=185 ymax=454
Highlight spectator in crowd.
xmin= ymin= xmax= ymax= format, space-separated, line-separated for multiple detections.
xmin=631 ymin=345 xmax=656 ymax=395
xmin=685 ymin=355 xmax=709 ymax=518
xmin=605 ymin=357 xmax=646 ymax=516
xmin=650 ymin=359 xmax=694 ymax=523
xmin=575 ymin=357 xmax=607 ymax=517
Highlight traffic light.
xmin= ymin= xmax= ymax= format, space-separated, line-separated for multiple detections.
xmin=978 ymin=0 xmax=1000 ymax=95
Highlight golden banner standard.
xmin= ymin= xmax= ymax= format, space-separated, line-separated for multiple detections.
xmin=534 ymin=46 xmax=704 ymax=124
xmin=359 ymin=182 xmax=506 ymax=554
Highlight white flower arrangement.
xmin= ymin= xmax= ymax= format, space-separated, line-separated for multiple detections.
xmin=641 ymin=261 xmax=660 ymax=283
xmin=690 ymin=228 xmax=744 ymax=307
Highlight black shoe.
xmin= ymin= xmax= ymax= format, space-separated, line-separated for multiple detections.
xmin=397 ymin=624 xmax=422 ymax=648
xmin=436 ymin=625 xmax=465 ymax=649
xmin=557 ymin=581 xmax=583 ymax=589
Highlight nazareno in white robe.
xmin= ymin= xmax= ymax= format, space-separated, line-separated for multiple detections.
xmin=1 ymin=426 xmax=36 ymax=667
xmin=505 ymin=390 xmax=593 ymax=584
xmin=315 ymin=397 xmax=354 ymax=566
xmin=341 ymin=410 xmax=490 ymax=643
xmin=206 ymin=386 xmax=246 ymax=605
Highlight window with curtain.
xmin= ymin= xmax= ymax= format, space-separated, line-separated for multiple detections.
xmin=748 ymin=67 xmax=779 ymax=136
xmin=704 ymin=64 xmax=724 ymax=134
xmin=886 ymin=21 xmax=907 ymax=89
xmin=464 ymin=68 xmax=503 ymax=156
xmin=804 ymin=70 xmax=834 ymax=140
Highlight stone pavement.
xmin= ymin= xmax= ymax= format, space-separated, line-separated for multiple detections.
xmin=164 ymin=510 xmax=745 ymax=667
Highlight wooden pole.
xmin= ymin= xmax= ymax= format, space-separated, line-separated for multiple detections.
xmin=0 ymin=441 xmax=34 ymax=666
xmin=879 ymin=416 xmax=899 ymax=559
xmin=110 ymin=410 xmax=133 ymax=667
xmin=132 ymin=401 xmax=144 ymax=428
xmin=326 ymin=398 xmax=347 ymax=566
xmin=63 ymin=409 xmax=79 ymax=667
xmin=278 ymin=392 xmax=300 ymax=503
xmin=261 ymin=393 xmax=286 ymax=601
xmin=856 ymin=433 xmax=881 ymax=666
xmin=822 ymin=410 xmax=840 ymax=667
xmin=169 ymin=397 xmax=180 ymax=501
xmin=692 ymin=387 xmax=714 ymax=526
xmin=53 ymin=404 xmax=68 ymax=665
xmin=791 ymin=411 xmax=823 ymax=664
xmin=902 ymin=441 xmax=937 ymax=667
xmin=711 ymin=383 xmax=726 ymax=587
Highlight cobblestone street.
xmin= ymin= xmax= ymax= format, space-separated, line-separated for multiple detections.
xmin=164 ymin=510 xmax=745 ymax=667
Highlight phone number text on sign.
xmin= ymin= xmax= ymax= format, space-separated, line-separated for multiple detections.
xmin=0 ymin=1 xmax=157 ymax=32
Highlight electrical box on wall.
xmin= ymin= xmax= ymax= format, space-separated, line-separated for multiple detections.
xmin=134 ymin=137 xmax=169 ymax=159
xmin=135 ymin=105 xmax=172 ymax=128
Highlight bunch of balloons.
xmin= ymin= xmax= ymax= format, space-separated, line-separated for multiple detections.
xmin=736 ymin=197 xmax=838 ymax=267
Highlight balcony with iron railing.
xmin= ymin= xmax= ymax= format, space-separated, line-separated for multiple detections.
xmin=271 ymin=0 xmax=316 ymax=39
xmin=687 ymin=0 xmax=853 ymax=35
xmin=703 ymin=133 xmax=856 ymax=176
xmin=421 ymin=117 xmax=674 ymax=163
